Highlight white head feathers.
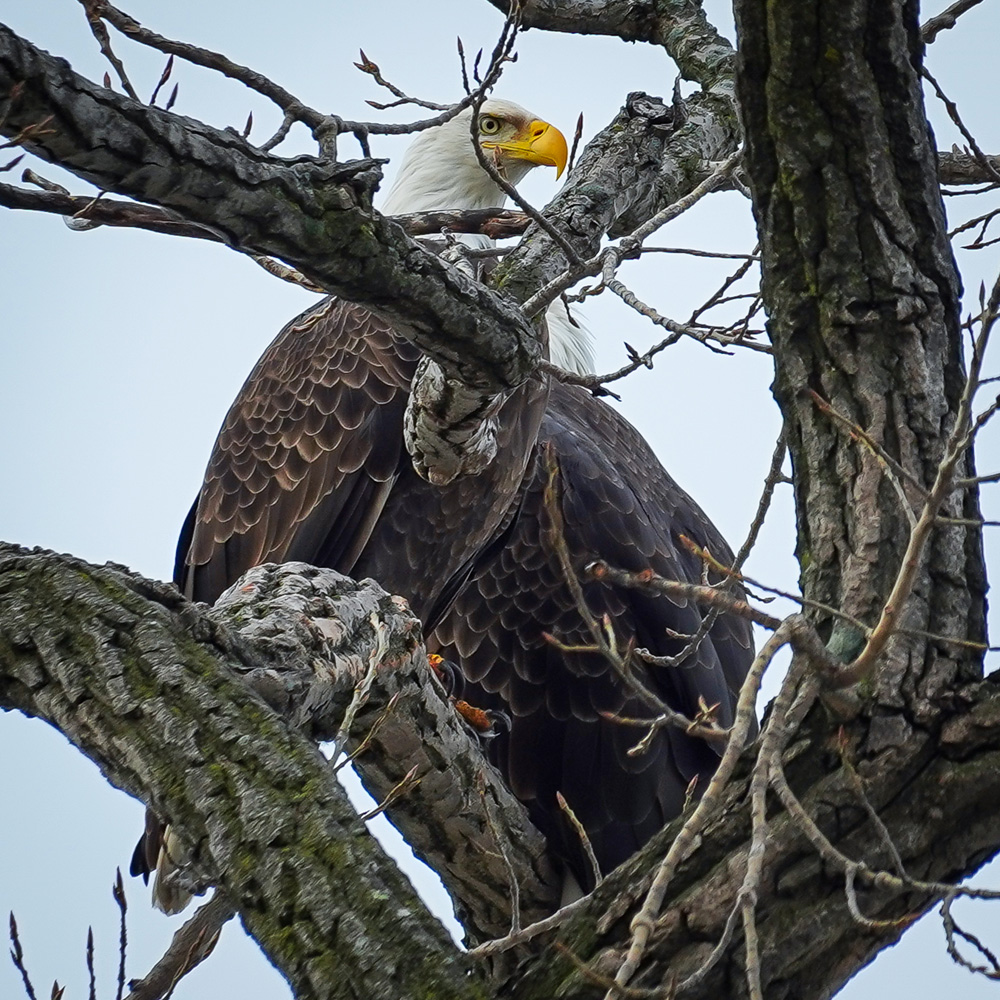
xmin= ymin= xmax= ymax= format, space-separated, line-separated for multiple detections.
xmin=382 ymin=99 xmax=548 ymax=215
xmin=380 ymin=98 xmax=594 ymax=376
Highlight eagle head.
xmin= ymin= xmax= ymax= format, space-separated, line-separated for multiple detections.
xmin=380 ymin=98 xmax=568 ymax=215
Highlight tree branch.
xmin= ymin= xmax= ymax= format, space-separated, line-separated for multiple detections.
xmin=0 ymin=543 xmax=528 ymax=996
xmin=484 ymin=0 xmax=735 ymax=92
xmin=0 ymin=24 xmax=538 ymax=393
xmin=0 ymin=181 xmax=536 ymax=243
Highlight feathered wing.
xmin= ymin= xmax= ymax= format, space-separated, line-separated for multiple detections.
xmin=430 ymin=382 xmax=754 ymax=887
xmin=176 ymin=297 xmax=418 ymax=605
xmin=175 ymin=296 xmax=547 ymax=625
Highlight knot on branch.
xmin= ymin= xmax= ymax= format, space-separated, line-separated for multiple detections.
xmin=403 ymin=356 xmax=504 ymax=484
xmin=208 ymin=562 xmax=424 ymax=735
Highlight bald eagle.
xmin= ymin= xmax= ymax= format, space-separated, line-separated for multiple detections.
xmin=132 ymin=99 xmax=753 ymax=907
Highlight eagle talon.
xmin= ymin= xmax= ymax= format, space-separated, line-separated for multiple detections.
xmin=453 ymin=699 xmax=511 ymax=741
xmin=427 ymin=653 xmax=460 ymax=695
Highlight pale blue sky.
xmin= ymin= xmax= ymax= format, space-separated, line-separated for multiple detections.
xmin=1 ymin=2 xmax=998 ymax=998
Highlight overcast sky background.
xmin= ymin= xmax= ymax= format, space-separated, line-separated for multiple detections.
xmin=1 ymin=2 xmax=998 ymax=998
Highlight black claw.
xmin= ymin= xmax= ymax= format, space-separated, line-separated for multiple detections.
xmin=428 ymin=653 xmax=461 ymax=696
xmin=480 ymin=708 xmax=511 ymax=741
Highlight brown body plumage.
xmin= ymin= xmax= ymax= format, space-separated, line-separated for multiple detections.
xmin=177 ymin=296 xmax=546 ymax=630
xmin=432 ymin=382 xmax=752 ymax=884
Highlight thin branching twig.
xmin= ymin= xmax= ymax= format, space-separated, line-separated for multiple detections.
xmin=8 ymin=913 xmax=38 ymax=1000
xmin=557 ymin=792 xmax=603 ymax=890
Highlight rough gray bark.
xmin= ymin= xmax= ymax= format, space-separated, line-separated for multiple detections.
xmin=724 ymin=0 xmax=989 ymax=994
xmin=1 ymin=2 xmax=997 ymax=999
xmin=0 ymin=546 xmax=485 ymax=1000
xmin=0 ymin=548 xmax=558 ymax=947
xmin=486 ymin=0 xmax=735 ymax=90
xmin=210 ymin=562 xmax=559 ymax=939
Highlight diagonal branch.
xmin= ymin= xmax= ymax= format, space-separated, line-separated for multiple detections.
xmin=126 ymin=893 xmax=235 ymax=1000
xmin=0 ymin=23 xmax=540 ymax=393
xmin=0 ymin=543 xmax=553 ymax=993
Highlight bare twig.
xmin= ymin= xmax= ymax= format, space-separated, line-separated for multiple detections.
xmin=770 ymin=755 xmax=1000 ymax=912
xmin=665 ymin=905 xmax=738 ymax=994
xmin=950 ymin=207 xmax=1000 ymax=241
xmin=482 ymin=776 xmax=523 ymax=935
xmin=839 ymin=273 xmax=999 ymax=685
xmin=330 ymin=613 xmax=388 ymax=759
xmin=126 ymin=893 xmax=233 ymax=1000
xmin=738 ymin=754 xmax=769 ymax=1000
xmin=688 ymin=247 xmax=759 ymax=326
xmin=643 ymin=246 xmax=759 ymax=261
xmin=807 ymin=389 xmax=924 ymax=528
xmin=837 ymin=745 xmax=907 ymax=878
xmin=83 ymin=1 xmax=496 ymax=154
xmin=9 ymin=172 xmax=233 ymax=243
xmin=77 ymin=0 xmax=140 ymax=101
xmin=843 ymin=863 xmax=916 ymax=931
xmin=521 ymin=151 xmax=745 ymax=320
xmin=557 ymin=792 xmax=603 ymax=890
xmin=941 ymin=892 xmax=1000 ymax=979
xmin=8 ymin=913 xmax=38 ymax=1000
xmin=588 ymin=561 xmax=778 ymax=633
xmin=922 ymin=67 xmax=1000 ymax=186
xmin=84 ymin=0 xmax=339 ymax=148
xmin=603 ymin=267 xmax=753 ymax=358
xmin=676 ymin=539 xmax=878 ymax=639
xmin=1 ymin=179 xmax=532 ymax=250
xmin=732 ymin=430 xmax=788 ymax=572
xmin=355 ymin=50 xmax=449 ymax=112
xmin=259 ymin=112 xmax=294 ymax=153
xmin=922 ymin=0 xmax=987 ymax=42
xmin=86 ymin=928 xmax=97 ymax=1000
xmin=0 ymin=117 xmax=56 ymax=154
xmin=249 ymin=255 xmax=325 ymax=292
xmin=113 ymin=870 xmax=128 ymax=1000
xmin=390 ymin=207 xmax=529 ymax=238
xmin=467 ymin=897 xmax=589 ymax=960
xmin=567 ymin=112 xmax=584 ymax=174
xmin=807 ymin=388 xmax=928 ymax=502
xmin=645 ymin=150 xmax=745 ymax=246
xmin=603 ymin=620 xmax=781 ymax=996
xmin=149 ymin=55 xmax=174 ymax=106
xmin=741 ymin=890 xmax=764 ymax=1000
xmin=540 ymin=316 xmax=769 ymax=395
xmin=457 ymin=37 xmax=472 ymax=96
xmin=542 ymin=451 xmax=710 ymax=733
xmin=333 ymin=692 xmax=401 ymax=773
xmin=359 ymin=764 xmax=421 ymax=821
xmin=633 ymin=610 xmax=717 ymax=670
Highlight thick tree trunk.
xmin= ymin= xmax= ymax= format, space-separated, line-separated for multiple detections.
xmin=735 ymin=0 xmax=985 ymax=676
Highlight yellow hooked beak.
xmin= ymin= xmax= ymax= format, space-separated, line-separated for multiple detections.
xmin=488 ymin=119 xmax=569 ymax=179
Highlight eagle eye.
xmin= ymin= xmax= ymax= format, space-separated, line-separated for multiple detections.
xmin=478 ymin=115 xmax=502 ymax=135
